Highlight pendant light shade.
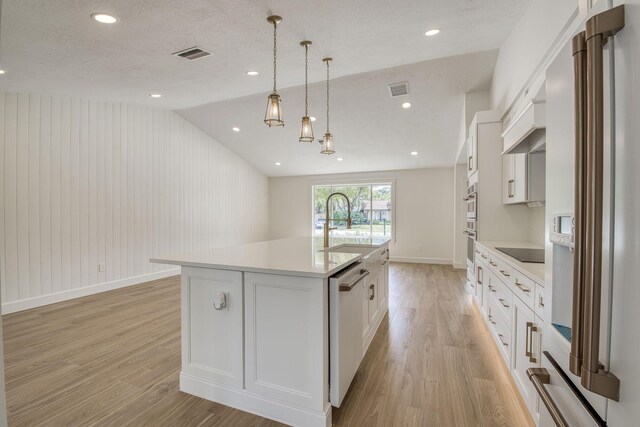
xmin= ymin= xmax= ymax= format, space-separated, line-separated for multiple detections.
xmin=264 ymin=15 xmax=284 ymax=127
xmin=321 ymin=57 xmax=335 ymax=155
xmin=299 ymin=40 xmax=314 ymax=142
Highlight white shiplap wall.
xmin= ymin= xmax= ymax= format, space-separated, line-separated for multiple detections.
xmin=0 ymin=92 xmax=269 ymax=313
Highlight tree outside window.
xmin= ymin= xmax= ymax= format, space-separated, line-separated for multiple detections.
xmin=313 ymin=183 xmax=392 ymax=238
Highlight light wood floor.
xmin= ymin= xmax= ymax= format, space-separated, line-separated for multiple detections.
xmin=3 ymin=263 xmax=532 ymax=426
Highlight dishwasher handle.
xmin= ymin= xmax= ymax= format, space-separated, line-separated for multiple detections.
xmin=339 ymin=269 xmax=370 ymax=292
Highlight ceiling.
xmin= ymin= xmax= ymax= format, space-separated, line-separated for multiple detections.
xmin=180 ymin=50 xmax=498 ymax=177
xmin=0 ymin=0 xmax=531 ymax=176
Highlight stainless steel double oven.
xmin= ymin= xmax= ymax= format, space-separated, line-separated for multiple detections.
xmin=464 ymin=183 xmax=477 ymax=269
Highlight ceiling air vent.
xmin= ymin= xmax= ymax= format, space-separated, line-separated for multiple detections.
xmin=173 ymin=47 xmax=211 ymax=61
xmin=388 ymin=82 xmax=409 ymax=97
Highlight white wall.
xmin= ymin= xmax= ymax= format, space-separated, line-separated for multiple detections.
xmin=0 ymin=92 xmax=269 ymax=313
xmin=453 ymin=164 xmax=468 ymax=268
xmin=490 ymin=0 xmax=581 ymax=114
xmin=269 ymin=168 xmax=455 ymax=264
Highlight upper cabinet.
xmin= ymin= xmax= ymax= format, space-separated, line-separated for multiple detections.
xmin=502 ymin=100 xmax=547 ymax=154
xmin=502 ymin=152 xmax=546 ymax=205
xmin=467 ymin=132 xmax=478 ymax=177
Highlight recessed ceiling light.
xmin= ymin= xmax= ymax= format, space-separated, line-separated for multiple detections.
xmin=149 ymin=93 xmax=162 ymax=98
xmin=310 ymin=116 xmax=317 ymax=122
xmin=337 ymin=157 xmax=344 ymax=162
xmin=275 ymin=162 xmax=281 ymax=166
xmin=232 ymin=127 xmax=240 ymax=132
xmin=91 ymin=13 xmax=118 ymax=24
xmin=246 ymin=71 xmax=259 ymax=76
xmin=0 ymin=69 xmax=6 ymax=75
xmin=402 ymin=102 xmax=412 ymax=109
xmin=425 ymin=29 xmax=440 ymax=36
xmin=411 ymin=151 xmax=418 ymax=156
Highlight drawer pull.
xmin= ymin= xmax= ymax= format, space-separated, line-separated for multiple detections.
xmin=488 ymin=285 xmax=496 ymax=293
xmin=515 ymin=281 xmax=531 ymax=293
xmin=498 ymin=298 xmax=510 ymax=308
xmin=475 ymin=250 xmax=481 ymax=254
xmin=527 ymin=368 xmax=568 ymax=427
xmin=482 ymin=255 xmax=487 ymax=259
xmin=488 ymin=314 xmax=496 ymax=325
xmin=498 ymin=334 xmax=509 ymax=347
xmin=489 ymin=261 xmax=497 ymax=267
xmin=369 ymin=284 xmax=375 ymax=300
xmin=499 ymin=270 xmax=511 ymax=277
xmin=526 ymin=322 xmax=538 ymax=363
xmin=538 ymin=295 xmax=544 ymax=308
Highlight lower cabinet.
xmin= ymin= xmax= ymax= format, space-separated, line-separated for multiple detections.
xmin=473 ymin=244 xmax=545 ymax=424
xmin=180 ymin=267 xmax=244 ymax=389
xmin=512 ymin=296 xmax=543 ymax=420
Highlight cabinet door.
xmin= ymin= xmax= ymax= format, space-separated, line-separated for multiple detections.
xmin=181 ymin=267 xmax=243 ymax=389
xmin=512 ymin=153 xmax=528 ymax=202
xmin=512 ymin=297 xmax=541 ymax=414
xmin=503 ymin=153 xmax=528 ymax=204
xmin=367 ymin=275 xmax=378 ymax=325
xmin=362 ymin=279 xmax=371 ymax=341
xmin=467 ymin=127 xmax=478 ymax=177
xmin=377 ymin=258 xmax=388 ymax=311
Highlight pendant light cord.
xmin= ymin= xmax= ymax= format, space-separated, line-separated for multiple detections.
xmin=272 ymin=21 xmax=277 ymax=93
xmin=304 ymin=44 xmax=309 ymax=116
xmin=326 ymin=60 xmax=330 ymax=133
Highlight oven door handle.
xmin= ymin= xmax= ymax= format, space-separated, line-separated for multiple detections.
xmin=527 ymin=368 xmax=569 ymax=427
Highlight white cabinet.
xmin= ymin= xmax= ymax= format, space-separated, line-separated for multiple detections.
xmin=362 ymin=245 xmax=389 ymax=354
xmin=475 ymin=262 xmax=485 ymax=309
xmin=180 ymin=267 xmax=244 ymax=389
xmin=512 ymin=297 xmax=543 ymax=417
xmin=467 ymin=129 xmax=478 ymax=177
xmin=502 ymin=152 xmax=546 ymax=204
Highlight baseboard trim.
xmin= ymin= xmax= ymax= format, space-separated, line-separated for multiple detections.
xmin=1 ymin=268 xmax=181 ymax=314
xmin=452 ymin=262 xmax=467 ymax=270
xmin=389 ymin=256 xmax=453 ymax=265
xmin=180 ymin=373 xmax=331 ymax=427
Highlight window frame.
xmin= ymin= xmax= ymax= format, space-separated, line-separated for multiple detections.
xmin=309 ymin=177 xmax=396 ymax=243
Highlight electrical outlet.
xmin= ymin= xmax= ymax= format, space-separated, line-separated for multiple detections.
xmin=98 ymin=263 xmax=106 ymax=272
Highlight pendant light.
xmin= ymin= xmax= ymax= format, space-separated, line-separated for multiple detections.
xmin=321 ymin=57 xmax=335 ymax=155
xmin=264 ymin=15 xmax=284 ymax=127
xmin=299 ymin=41 xmax=314 ymax=143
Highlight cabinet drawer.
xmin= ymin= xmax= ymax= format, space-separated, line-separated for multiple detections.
xmin=476 ymin=246 xmax=490 ymax=264
xmin=487 ymin=272 xmax=513 ymax=322
xmin=487 ymin=297 xmax=512 ymax=367
xmin=512 ymin=270 xmax=536 ymax=309
xmin=487 ymin=254 xmax=515 ymax=289
xmin=534 ymin=283 xmax=545 ymax=320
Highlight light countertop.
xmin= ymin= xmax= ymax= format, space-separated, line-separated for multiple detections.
xmin=477 ymin=240 xmax=545 ymax=284
xmin=151 ymin=236 xmax=391 ymax=279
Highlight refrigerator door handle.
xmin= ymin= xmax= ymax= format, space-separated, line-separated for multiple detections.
xmin=580 ymin=5 xmax=624 ymax=401
xmin=570 ymin=31 xmax=587 ymax=378
xmin=527 ymin=368 xmax=569 ymax=427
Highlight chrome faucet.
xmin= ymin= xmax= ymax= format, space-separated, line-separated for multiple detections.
xmin=324 ymin=192 xmax=352 ymax=248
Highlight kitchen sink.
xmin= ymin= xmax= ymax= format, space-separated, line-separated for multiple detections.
xmin=321 ymin=244 xmax=376 ymax=254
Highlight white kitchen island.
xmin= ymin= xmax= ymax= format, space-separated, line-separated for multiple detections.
xmin=151 ymin=236 xmax=390 ymax=427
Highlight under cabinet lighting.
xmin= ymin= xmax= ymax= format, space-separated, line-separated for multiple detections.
xmin=91 ymin=13 xmax=118 ymax=24
xmin=425 ymin=29 xmax=440 ymax=36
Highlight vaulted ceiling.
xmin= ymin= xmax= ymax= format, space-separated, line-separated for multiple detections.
xmin=0 ymin=0 xmax=531 ymax=175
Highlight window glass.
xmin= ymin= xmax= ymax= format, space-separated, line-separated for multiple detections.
xmin=313 ymin=183 xmax=392 ymax=239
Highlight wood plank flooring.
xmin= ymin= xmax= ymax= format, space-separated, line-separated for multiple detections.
xmin=3 ymin=263 xmax=532 ymax=426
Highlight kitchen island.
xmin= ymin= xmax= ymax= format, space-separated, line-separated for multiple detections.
xmin=151 ymin=236 xmax=390 ymax=427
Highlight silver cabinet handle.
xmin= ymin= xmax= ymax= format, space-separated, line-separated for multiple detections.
xmin=499 ymin=270 xmax=511 ymax=277
xmin=369 ymin=284 xmax=375 ymax=300
xmin=526 ymin=322 xmax=538 ymax=363
xmin=489 ymin=261 xmax=497 ymax=267
xmin=508 ymin=179 xmax=515 ymax=198
xmin=498 ymin=334 xmax=508 ymax=347
xmin=515 ymin=281 xmax=531 ymax=293
xmin=488 ymin=285 xmax=496 ymax=293
xmin=498 ymin=298 xmax=509 ymax=308
xmin=538 ymin=295 xmax=545 ymax=308
xmin=527 ymin=368 xmax=569 ymax=427
xmin=339 ymin=269 xmax=370 ymax=292
xmin=488 ymin=314 xmax=496 ymax=325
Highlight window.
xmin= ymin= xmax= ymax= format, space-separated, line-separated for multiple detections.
xmin=312 ymin=183 xmax=393 ymax=239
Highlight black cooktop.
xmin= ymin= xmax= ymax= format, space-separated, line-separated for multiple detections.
xmin=495 ymin=247 xmax=545 ymax=263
